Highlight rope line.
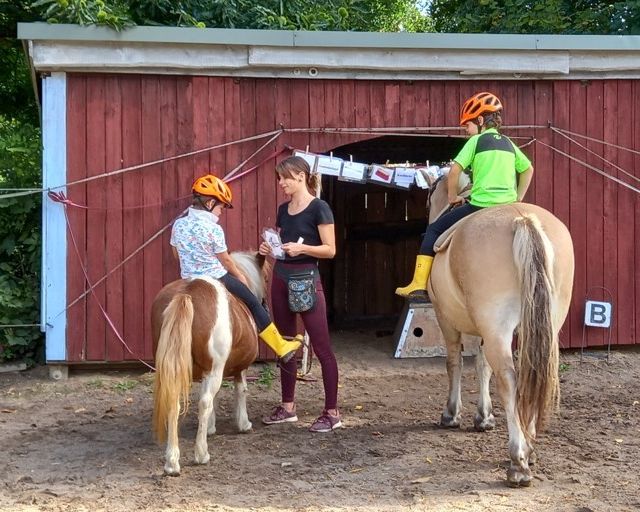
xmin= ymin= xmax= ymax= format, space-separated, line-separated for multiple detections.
xmin=61 ymin=197 xmax=156 ymax=370
xmin=0 ymin=324 xmax=41 ymax=329
xmin=550 ymin=127 xmax=640 ymax=185
xmin=48 ymin=192 xmax=186 ymax=315
xmin=0 ymin=129 xmax=282 ymax=200
xmin=551 ymin=126 xmax=640 ymax=156
xmin=536 ymin=140 xmax=640 ymax=195
xmin=223 ymin=130 xmax=283 ymax=182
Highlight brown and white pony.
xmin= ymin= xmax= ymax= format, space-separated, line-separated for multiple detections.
xmin=151 ymin=252 xmax=267 ymax=476
xmin=427 ymin=173 xmax=574 ymax=487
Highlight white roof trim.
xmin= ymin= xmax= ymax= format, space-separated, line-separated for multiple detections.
xmin=19 ymin=23 xmax=640 ymax=80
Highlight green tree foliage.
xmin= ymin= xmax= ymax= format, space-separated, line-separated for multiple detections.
xmin=0 ymin=1 xmax=42 ymax=364
xmin=31 ymin=0 xmax=433 ymax=32
xmin=0 ymin=116 xmax=42 ymax=364
xmin=429 ymin=0 xmax=640 ymax=35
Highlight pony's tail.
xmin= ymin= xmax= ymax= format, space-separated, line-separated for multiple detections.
xmin=512 ymin=213 xmax=560 ymax=439
xmin=152 ymin=293 xmax=194 ymax=444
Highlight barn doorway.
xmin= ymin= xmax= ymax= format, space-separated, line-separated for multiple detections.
xmin=320 ymin=135 xmax=464 ymax=329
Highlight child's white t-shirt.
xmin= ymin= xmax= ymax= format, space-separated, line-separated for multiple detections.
xmin=170 ymin=207 xmax=228 ymax=279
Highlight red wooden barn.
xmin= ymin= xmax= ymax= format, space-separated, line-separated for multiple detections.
xmin=18 ymin=24 xmax=640 ymax=366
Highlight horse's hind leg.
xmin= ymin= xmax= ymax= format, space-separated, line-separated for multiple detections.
xmin=482 ymin=336 xmax=531 ymax=487
xmin=195 ymin=368 xmax=224 ymax=465
xmin=233 ymin=370 xmax=252 ymax=433
xmin=474 ymin=343 xmax=495 ymax=432
xmin=164 ymin=402 xmax=182 ymax=476
xmin=527 ymin=419 xmax=537 ymax=465
xmin=438 ymin=321 xmax=463 ymax=428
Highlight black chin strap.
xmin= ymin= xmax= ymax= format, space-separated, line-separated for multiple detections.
xmin=196 ymin=195 xmax=217 ymax=212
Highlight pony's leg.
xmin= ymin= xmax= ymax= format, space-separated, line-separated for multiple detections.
xmin=527 ymin=419 xmax=537 ymax=465
xmin=233 ymin=370 xmax=253 ymax=433
xmin=438 ymin=321 xmax=464 ymax=428
xmin=164 ymin=402 xmax=181 ymax=476
xmin=195 ymin=369 xmax=223 ymax=465
xmin=207 ymin=393 xmax=218 ymax=435
xmin=474 ymin=343 xmax=496 ymax=432
xmin=482 ymin=336 xmax=531 ymax=487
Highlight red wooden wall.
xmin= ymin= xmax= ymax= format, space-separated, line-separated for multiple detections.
xmin=64 ymin=74 xmax=640 ymax=362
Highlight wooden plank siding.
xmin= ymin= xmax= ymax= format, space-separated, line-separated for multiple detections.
xmin=64 ymin=74 xmax=640 ymax=362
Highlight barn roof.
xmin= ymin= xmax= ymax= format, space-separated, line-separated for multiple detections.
xmin=18 ymin=23 xmax=640 ymax=80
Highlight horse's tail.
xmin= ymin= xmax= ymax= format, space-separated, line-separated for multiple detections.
xmin=512 ymin=213 xmax=560 ymax=439
xmin=152 ymin=293 xmax=194 ymax=444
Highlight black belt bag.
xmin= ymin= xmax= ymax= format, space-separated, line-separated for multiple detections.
xmin=275 ymin=265 xmax=319 ymax=313
xmin=287 ymin=270 xmax=317 ymax=313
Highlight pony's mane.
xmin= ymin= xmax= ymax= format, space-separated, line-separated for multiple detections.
xmin=230 ymin=251 xmax=266 ymax=302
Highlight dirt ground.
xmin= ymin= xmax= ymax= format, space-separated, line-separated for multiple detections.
xmin=0 ymin=330 xmax=638 ymax=512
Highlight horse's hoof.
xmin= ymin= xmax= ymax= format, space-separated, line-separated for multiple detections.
xmin=473 ymin=414 xmax=496 ymax=432
xmin=506 ymin=467 xmax=532 ymax=487
xmin=194 ymin=452 xmax=210 ymax=465
xmin=207 ymin=427 xmax=216 ymax=436
xmin=439 ymin=413 xmax=461 ymax=428
xmin=528 ymin=450 xmax=537 ymax=466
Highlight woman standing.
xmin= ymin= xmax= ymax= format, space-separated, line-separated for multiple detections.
xmin=259 ymin=156 xmax=341 ymax=433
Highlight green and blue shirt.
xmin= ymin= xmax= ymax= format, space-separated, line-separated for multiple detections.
xmin=453 ymin=128 xmax=531 ymax=208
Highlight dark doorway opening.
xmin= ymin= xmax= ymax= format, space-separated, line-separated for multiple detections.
xmin=320 ymin=135 xmax=464 ymax=330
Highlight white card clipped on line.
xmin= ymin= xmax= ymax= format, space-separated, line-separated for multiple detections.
xmin=339 ymin=160 xmax=368 ymax=183
xmin=369 ymin=164 xmax=394 ymax=185
xmin=393 ymin=167 xmax=416 ymax=189
xmin=316 ymin=155 xmax=343 ymax=177
xmin=293 ymin=150 xmax=318 ymax=173
xmin=414 ymin=168 xmax=429 ymax=189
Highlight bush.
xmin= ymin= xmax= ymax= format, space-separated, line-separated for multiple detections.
xmin=0 ymin=115 xmax=43 ymax=365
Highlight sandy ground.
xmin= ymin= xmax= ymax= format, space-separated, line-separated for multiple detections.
xmin=0 ymin=330 xmax=639 ymax=512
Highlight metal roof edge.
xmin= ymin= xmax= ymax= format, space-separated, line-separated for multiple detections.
xmin=17 ymin=23 xmax=640 ymax=51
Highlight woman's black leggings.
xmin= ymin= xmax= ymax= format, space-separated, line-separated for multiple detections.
xmin=420 ymin=203 xmax=483 ymax=256
xmin=218 ymin=273 xmax=270 ymax=332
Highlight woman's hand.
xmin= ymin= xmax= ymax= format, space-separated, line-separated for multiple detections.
xmin=282 ymin=242 xmax=304 ymax=257
xmin=258 ymin=241 xmax=272 ymax=257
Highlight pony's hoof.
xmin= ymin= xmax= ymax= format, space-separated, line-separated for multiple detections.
xmin=207 ymin=427 xmax=216 ymax=436
xmin=528 ymin=449 xmax=538 ymax=466
xmin=164 ymin=464 xmax=181 ymax=476
xmin=238 ymin=421 xmax=253 ymax=433
xmin=473 ymin=413 xmax=496 ymax=432
xmin=506 ymin=467 xmax=532 ymax=487
xmin=439 ymin=413 xmax=461 ymax=428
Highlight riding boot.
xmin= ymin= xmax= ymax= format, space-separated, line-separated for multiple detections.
xmin=259 ymin=323 xmax=303 ymax=364
xmin=395 ymin=255 xmax=434 ymax=297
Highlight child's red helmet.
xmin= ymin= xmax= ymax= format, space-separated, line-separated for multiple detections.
xmin=460 ymin=92 xmax=503 ymax=126
xmin=192 ymin=174 xmax=233 ymax=208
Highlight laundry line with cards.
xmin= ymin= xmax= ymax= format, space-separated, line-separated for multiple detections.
xmin=292 ymin=149 xmax=451 ymax=191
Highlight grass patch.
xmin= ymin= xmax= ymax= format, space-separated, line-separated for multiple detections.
xmin=256 ymin=365 xmax=276 ymax=388
xmin=559 ymin=362 xmax=571 ymax=373
xmin=86 ymin=378 xmax=104 ymax=389
xmin=113 ymin=379 xmax=137 ymax=392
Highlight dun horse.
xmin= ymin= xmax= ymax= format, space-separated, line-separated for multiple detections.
xmin=151 ymin=251 xmax=268 ymax=476
xmin=427 ymin=173 xmax=574 ymax=487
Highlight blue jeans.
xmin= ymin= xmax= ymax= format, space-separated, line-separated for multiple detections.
xmin=218 ymin=273 xmax=270 ymax=331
